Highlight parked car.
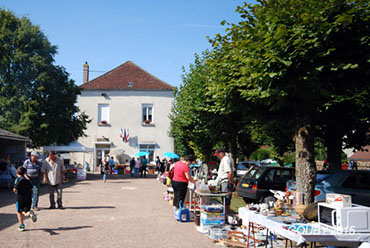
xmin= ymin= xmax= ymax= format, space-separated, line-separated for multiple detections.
xmin=286 ymin=170 xmax=335 ymax=200
xmin=260 ymin=158 xmax=278 ymax=165
xmin=286 ymin=170 xmax=370 ymax=206
xmin=236 ymin=166 xmax=295 ymax=204
xmin=236 ymin=161 xmax=260 ymax=178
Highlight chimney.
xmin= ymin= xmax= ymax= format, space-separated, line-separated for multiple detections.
xmin=83 ymin=62 xmax=89 ymax=84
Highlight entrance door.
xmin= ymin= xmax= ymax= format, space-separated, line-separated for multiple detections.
xmin=95 ymin=144 xmax=111 ymax=171
xmin=139 ymin=144 xmax=155 ymax=162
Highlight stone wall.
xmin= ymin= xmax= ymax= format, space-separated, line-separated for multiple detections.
xmin=315 ymin=160 xmax=370 ymax=170
xmin=357 ymin=161 xmax=370 ymax=170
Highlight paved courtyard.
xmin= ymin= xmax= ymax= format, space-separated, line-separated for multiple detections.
xmin=0 ymin=173 xmax=216 ymax=248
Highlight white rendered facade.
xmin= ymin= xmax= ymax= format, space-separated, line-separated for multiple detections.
xmin=73 ymin=89 xmax=174 ymax=172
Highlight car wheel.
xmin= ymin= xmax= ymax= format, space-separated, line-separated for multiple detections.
xmin=262 ymin=195 xmax=276 ymax=205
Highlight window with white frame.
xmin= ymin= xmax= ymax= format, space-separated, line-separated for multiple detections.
xmin=139 ymin=144 xmax=155 ymax=161
xmin=98 ymin=104 xmax=109 ymax=124
xmin=142 ymin=104 xmax=153 ymax=124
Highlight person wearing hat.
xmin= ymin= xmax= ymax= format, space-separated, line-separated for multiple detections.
xmin=44 ymin=151 xmax=65 ymax=209
xmin=23 ymin=151 xmax=47 ymax=211
xmin=214 ymin=148 xmax=234 ymax=217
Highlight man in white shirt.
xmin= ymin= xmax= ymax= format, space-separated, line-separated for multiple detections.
xmin=214 ymin=148 xmax=234 ymax=217
xmin=44 ymin=151 xmax=65 ymax=209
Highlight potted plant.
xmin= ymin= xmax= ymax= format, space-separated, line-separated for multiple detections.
xmin=100 ymin=120 xmax=107 ymax=125
xmin=144 ymin=120 xmax=151 ymax=124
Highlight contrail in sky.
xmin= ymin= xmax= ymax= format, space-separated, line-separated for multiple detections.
xmin=184 ymin=24 xmax=223 ymax=28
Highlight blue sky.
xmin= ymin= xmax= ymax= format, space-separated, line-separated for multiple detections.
xmin=1 ymin=0 xmax=254 ymax=87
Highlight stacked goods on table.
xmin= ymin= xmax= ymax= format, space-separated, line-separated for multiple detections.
xmin=326 ymin=193 xmax=352 ymax=207
xmin=201 ymin=205 xmax=225 ymax=226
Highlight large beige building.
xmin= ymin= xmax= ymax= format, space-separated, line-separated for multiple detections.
xmin=73 ymin=61 xmax=174 ymax=171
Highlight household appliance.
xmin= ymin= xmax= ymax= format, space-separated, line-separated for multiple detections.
xmin=318 ymin=202 xmax=370 ymax=233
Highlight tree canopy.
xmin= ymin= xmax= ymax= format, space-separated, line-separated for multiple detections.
xmin=171 ymin=0 xmax=369 ymax=204
xmin=0 ymin=9 xmax=90 ymax=147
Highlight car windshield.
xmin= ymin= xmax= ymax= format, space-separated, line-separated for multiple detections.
xmin=316 ymin=173 xmax=332 ymax=183
xmin=237 ymin=163 xmax=248 ymax=170
xmin=237 ymin=161 xmax=259 ymax=170
xmin=244 ymin=167 xmax=266 ymax=180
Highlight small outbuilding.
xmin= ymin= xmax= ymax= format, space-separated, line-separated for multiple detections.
xmin=0 ymin=128 xmax=31 ymax=165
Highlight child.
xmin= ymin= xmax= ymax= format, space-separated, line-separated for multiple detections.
xmin=13 ymin=167 xmax=37 ymax=231
xmin=99 ymin=162 xmax=110 ymax=183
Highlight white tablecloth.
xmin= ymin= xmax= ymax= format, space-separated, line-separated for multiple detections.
xmin=238 ymin=207 xmax=370 ymax=246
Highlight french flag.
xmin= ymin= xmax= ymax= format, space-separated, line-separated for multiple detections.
xmin=123 ymin=128 xmax=126 ymax=142
xmin=125 ymin=129 xmax=129 ymax=142
xmin=120 ymin=128 xmax=123 ymax=138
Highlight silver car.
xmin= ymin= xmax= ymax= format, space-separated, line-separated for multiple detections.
xmin=286 ymin=170 xmax=370 ymax=206
xmin=236 ymin=161 xmax=260 ymax=178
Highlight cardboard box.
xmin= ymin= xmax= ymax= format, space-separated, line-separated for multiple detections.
xmin=200 ymin=219 xmax=225 ymax=226
xmin=326 ymin=193 xmax=352 ymax=207
xmin=201 ymin=211 xmax=225 ymax=217
xmin=203 ymin=205 xmax=224 ymax=213
xmin=201 ymin=214 xmax=225 ymax=221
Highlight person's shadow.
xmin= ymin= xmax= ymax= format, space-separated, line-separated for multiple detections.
xmin=27 ymin=225 xmax=92 ymax=235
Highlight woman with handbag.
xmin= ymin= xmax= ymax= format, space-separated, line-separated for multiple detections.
xmin=171 ymin=155 xmax=197 ymax=209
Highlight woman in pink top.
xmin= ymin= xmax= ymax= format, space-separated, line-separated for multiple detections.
xmin=172 ymin=155 xmax=196 ymax=209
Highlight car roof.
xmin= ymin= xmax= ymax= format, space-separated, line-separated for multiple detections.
xmin=322 ymin=170 xmax=370 ymax=184
xmin=252 ymin=166 xmax=294 ymax=170
xmin=317 ymin=170 xmax=336 ymax=174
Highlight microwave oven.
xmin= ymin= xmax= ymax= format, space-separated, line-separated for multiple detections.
xmin=318 ymin=202 xmax=370 ymax=233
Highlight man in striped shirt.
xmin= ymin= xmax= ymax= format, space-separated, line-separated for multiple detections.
xmin=23 ymin=152 xmax=47 ymax=211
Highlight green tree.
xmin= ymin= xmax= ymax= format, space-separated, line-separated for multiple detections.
xmin=0 ymin=9 xmax=90 ymax=147
xmin=318 ymin=91 xmax=370 ymax=170
xmin=210 ymin=0 xmax=369 ymax=204
xmin=169 ymin=53 xmax=220 ymax=162
xmin=205 ymin=38 xmax=259 ymax=169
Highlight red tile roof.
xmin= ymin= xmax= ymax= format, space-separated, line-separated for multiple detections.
xmin=349 ymin=145 xmax=370 ymax=161
xmin=82 ymin=61 xmax=174 ymax=90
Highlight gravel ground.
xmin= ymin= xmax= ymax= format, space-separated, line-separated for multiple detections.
xmin=0 ymin=173 xmax=217 ymax=248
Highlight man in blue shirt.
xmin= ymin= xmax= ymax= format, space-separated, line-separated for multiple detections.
xmin=23 ymin=152 xmax=47 ymax=211
xmin=109 ymin=157 xmax=115 ymax=174
xmin=140 ymin=156 xmax=148 ymax=178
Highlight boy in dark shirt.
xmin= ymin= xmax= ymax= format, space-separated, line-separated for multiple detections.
xmin=13 ymin=167 xmax=37 ymax=231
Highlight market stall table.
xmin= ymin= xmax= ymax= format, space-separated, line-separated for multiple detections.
xmin=238 ymin=208 xmax=370 ymax=248
xmin=64 ymin=168 xmax=77 ymax=182
xmin=188 ymin=187 xmax=231 ymax=220
xmin=115 ymin=164 xmax=127 ymax=174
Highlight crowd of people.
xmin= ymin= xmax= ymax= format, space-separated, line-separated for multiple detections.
xmin=157 ymin=147 xmax=235 ymax=218
xmin=1 ymin=151 xmax=66 ymax=231
xmin=99 ymin=154 xmax=152 ymax=182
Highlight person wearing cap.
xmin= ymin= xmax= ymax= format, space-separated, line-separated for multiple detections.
xmin=172 ymin=155 xmax=197 ymax=209
xmin=44 ymin=151 xmax=65 ymax=209
xmin=214 ymin=148 xmax=234 ymax=217
xmin=22 ymin=151 xmax=47 ymax=211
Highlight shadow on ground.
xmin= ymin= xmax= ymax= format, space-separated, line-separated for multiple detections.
xmin=0 ymin=213 xmax=18 ymax=231
xmin=0 ymin=172 xmax=157 ymax=207
xmin=27 ymin=225 xmax=93 ymax=235
xmin=0 ymin=172 xmax=158 ymax=231
xmin=65 ymin=206 xmax=115 ymax=210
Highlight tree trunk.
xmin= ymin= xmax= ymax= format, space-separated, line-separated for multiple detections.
xmin=325 ymin=128 xmax=343 ymax=171
xmin=228 ymin=132 xmax=237 ymax=171
xmin=225 ymin=116 xmax=238 ymax=171
xmin=295 ymin=120 xmax=316 ymax=205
